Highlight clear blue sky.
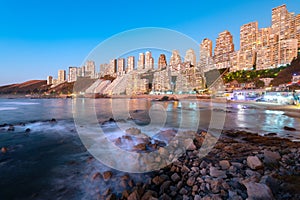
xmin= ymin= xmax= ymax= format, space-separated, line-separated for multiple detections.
xmin=0 ymin=0 xmax=299 ymax=85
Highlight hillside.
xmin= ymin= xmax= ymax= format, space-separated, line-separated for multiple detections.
xmin=271 ymin=56 xmax=300 ymax=86
xmin=0 ymin=80 xmax=49 ymax=94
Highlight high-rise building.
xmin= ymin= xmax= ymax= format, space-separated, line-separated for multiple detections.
xmin=296 ymin=14 xmax=300 ymax=48
xmin=145 ymin=51 xmax=154 ymax=70
xmin=117 ymin=58 xmax=126 ymax=75
xmin=85 ymin=60 xmax=96 ymax=78
xmin=58 ymin=70 xmax=66 ymax=83
xmin=158 ymin=54 xmax=167 ymax=70
xmin=68 ymin=66 xmax=78 ymax=82
xmin=200 ymin=38 xmax=213 ymax=71
xmin=110 ymin=59 xmax=117 ymax=74
xmin=278 ymin=39 xmax=298 ymax=65
xmin=137 ymin=53 xmax=145 ymax=70
xmin=214 ymin=30 xmax=234 ymax=69
xmin=271 ymin=4 xmax=295 ymax=41
xmin=257 ymin=27 xmax=272 ymax=48
xmin=127 ymin=56 xmax=135 ymax=73
xmin=169 ymin=50 xmax=182 ymax=72
xmin=184 ymin=48 xmax=196 ymax=66
xmin=47 ymin=76 xmax=53 ymax=85
xmin=240 ymin=22 xmax=258 ymax=52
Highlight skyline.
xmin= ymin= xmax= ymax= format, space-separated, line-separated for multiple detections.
xmin=1 ymin=0 xmax=300 ymax=86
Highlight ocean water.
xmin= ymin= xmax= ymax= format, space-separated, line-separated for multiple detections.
xmin=0 ymin=98 xmax=299 ymax=199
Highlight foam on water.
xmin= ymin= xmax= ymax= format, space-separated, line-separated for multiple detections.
xmin=0 ymin=107 xmax=18 ymax=111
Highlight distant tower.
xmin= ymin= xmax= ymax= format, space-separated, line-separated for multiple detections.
xmin=118 ymin=58 xmax=126 ymax=75
xmin=58 ymin=70 xmax=66 ymax=83
xmin=68 ymin=66 xmax=78 ymax=82
xmin=169 ymin=50 xmax=182 ymax=71
xmin=85 ymin=60 xmax=96 ymax=78
xmin=158 ymin=54 xmax=167 ymax=70
xmin=184 ymin=49 xmax=196 ymax=66
xmin=145 ymin=51 xmax=154 ymax=70
xmin=200 ymin=38 xmax=213 ymax=70
xmin=47 ymin=76 xmax=53 ymax=85
xmin=137 ymin=53 xmax=145 ymax=70
xmin=127 ymin=56 xmax=135 ymax=73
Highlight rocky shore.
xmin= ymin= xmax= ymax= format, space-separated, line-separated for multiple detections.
xmin=95 ymin=130 xmax=300 ymax=200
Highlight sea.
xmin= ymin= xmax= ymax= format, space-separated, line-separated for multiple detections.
xmin=0 ymin=98 xmax=299 ymax=199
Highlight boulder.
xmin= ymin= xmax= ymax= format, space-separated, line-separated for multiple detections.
xmin=247 ymin=156 xmax=263 ymax=170
xmin=128 ymin=190 xmax=140 ymax=200
xmin=243 ymin=182 xmax=274 ymax=200
xmin=7 ymin=125 xmax=14 ymax=131
xmin=126 ymin=127 xmax=141 ymax=135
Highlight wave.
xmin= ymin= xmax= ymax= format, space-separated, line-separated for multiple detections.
xmin=2 ymin=102 xmax=40 ymax=105
xmin=0 ymin=107 xmax=18 ymax=111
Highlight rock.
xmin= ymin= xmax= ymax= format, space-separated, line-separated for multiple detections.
xmin=210 ymin=180 xmax=221 ymax=194
xmin=184 ymin=138 xmax=196 ymax=150
xmin=283 ymin=126 xmax=296 ymax=131
xmin=122 ymin=190 xmax=130 ymax=199
xmin=7 ymin=125 xmax=14 ymax=131
xmin=102 ymin=171 xmax=112 ymax=181
xmin=91 ymin=172 xmax=101 ymax=180
xmin=105 ymin=194 xmax=116 ymax=200
xmin=50 ymin=118 xmax=57 ymax=123
xmin=200 ymin=160 xmax=208 ymax=168
xmin=179 ymin=187 xmax=188 ymax=195
xmin=231 ymin=162 xmax=243 ymax=169
xmin=152 ymin=176 xmax=164 ymax=185
xmin=160 ymin=181 xmax=171 ymax=194
xmin=171 ymin=173 xmax=180 ymax=182
xmin=194 ymin=195 xmax=201 ymax=200
xmin=1 ymin=147 xmax=7 ymax=153
xmin=128 ymin=190 xmax=140 ymax=200
xmin=263 ymin=150 xmax=281 ymax=164
xmin=126 ymin=127 xmax=141 ymax=135
xmin=219 ymin=160 xmax=230 ymax=170
xmin=266 ymin=132 xmax=277 ymax=136
xmin=141 ymin=190 xmax=157 ymax=200
xmin=181 ymin=165 xmax=190 ymax=173
xmin=192 ymin=185 xmax=198 ymax=192
xmin=209 ymin=166 xmax=226 ymax=178
xmin=186 ymin=176 xmax=195 ymax=187
xmin=159 ymin=193 xmax=171 ymax=200
xmin=247 ymin=156 xmax=263 ymax=170
xmin=25 ymin=128 xmax=31 ymax=133
xmin=243 ymin=182 xmax=274 ymax=200
xmin=133 ymin=143 xmax=147 ymax=151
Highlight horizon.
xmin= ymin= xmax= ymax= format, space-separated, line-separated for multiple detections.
xmin=1 ymin=0 xmax=300 ymax=86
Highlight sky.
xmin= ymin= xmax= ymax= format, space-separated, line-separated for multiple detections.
xmin=0 ymin=0 xmax=299 ymax=86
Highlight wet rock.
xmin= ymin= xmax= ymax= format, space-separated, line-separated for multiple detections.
xmin=105 ymin=194 xmax=116 ymax=200
xmin=263 ymin=150 xmax=281 ymax=164
xmin=25 ymin=128 xmax=31 ymax=133
xmin=133 ymin=143 xmax=147 ymax=151
xmin=194 ymin=195 xmax=201 ymax=200
xmin=209 ymin=166 xmax=226 ymax=178
xmin=159 ymin=193 xmax=171 ymax=200
xmin=152 ymin=176 xmax=164 ymax=185
xmin=7 ymin=125 xmax=14 ymax=131
xmin=171 ymin=173 xmax=180 ymax=182
xmin=160 ymin=181 xmax=171 ymax=194
xmin=128 ymin=189 xmax=140 ymax=200
xmin=179 ymin=187 xmax=188 ymax=195
xmin=266 ymin=132 xmax=277 ymax=136
xmin=283 ymin=126 xmax=296 ymax=131
xmin=102 ymin=171 xmax=112 ymax=181
xmin=219 ymin=160 xmax=230 ymax=170
xmin=200 ymin=160 xmax=208 ymax=168
xmin=1 ymin=147 xmax=7 ymax=153
xmin=126 ymin=127 xmax=141 ymax=135
xmin=141 ymin=190 xmax=157 ymax=200
xmin=50 ymin=118 xmax=57 ymax=123
xmin=243 ymin=182 xmax=274 ymax=200
xmin=247 ymin=156 xmax=263 ymax=170
xmin=91 ymin=172 xmax=101 ymax=180
xmin=187 ymin=176 xmax=195 ymax=187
